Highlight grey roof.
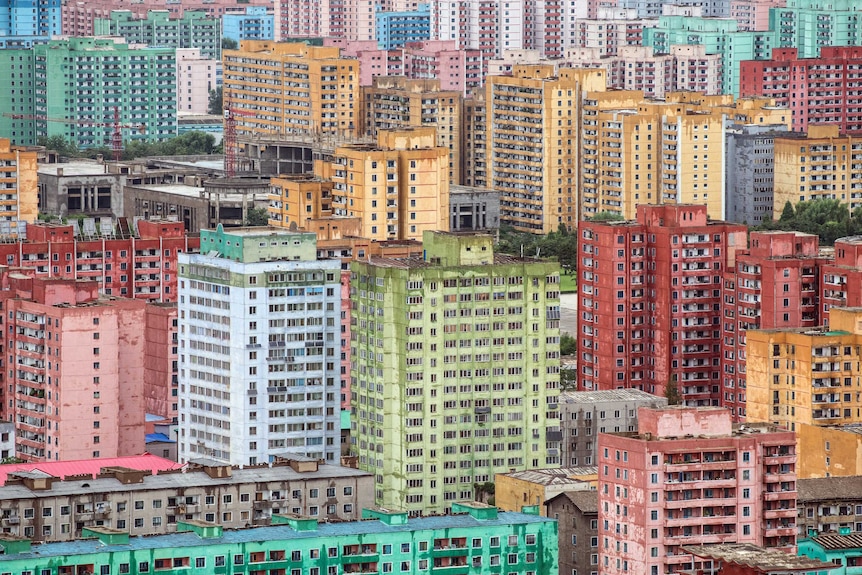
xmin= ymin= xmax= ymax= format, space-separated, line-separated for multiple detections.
xmin=546 ymin=490 xmax=599 ymax=513
xmin=798 ymin=476 xmax=862 ymax=502
xmin=2 ymin=511 xmax=554 ymax=559
xmin=811 ymin=533 xmax=862 ymax=551
xmin=559 ymin=388 xmax=668 ymax=405
xmin=0 ymin=464 xmax=372 ymax=501
xmin=683 ymin=543 xmax=836 ymax=572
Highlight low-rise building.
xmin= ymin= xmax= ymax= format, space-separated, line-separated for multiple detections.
xmin=798 ymin=476 xmax=862 ymax=537
xmin=686 ymin=543 xmax=835 ymax=575
xmin=0 ymin=458 xmax=372 ymax=541
xmin=494 ymin=467 xmax=598 ymax=516
xmin=449 ymin=185 xmax=500 ymax=231
xmin=0 ymin=502 xmax=558 ymax=575
xmin=545 ymin=491 xmax=599 ymax=575
xmin=799 ymin=534 xmax=862 ymax=572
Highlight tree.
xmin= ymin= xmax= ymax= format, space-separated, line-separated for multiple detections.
xmin=222 ymin=37 xmax=238 ymax=50
xmin=37 ymin=135 xmax=78 ymax=158
xmin=665 ymin=374 xmax=681 ymax=406
xmin=589 ymin=211 xmax=626 ymax=222
xmin=754 ymin=198 xmax=862 ymax=245
xmin=245 ymin=207 xmax=270 ymax=226
xmin=560 ymin=334 xmax=577 ymax=356
xmin=208 ymin=86 xmax=223 ymax=115
xmin=560 ymin=366 xmax=577 ymax=391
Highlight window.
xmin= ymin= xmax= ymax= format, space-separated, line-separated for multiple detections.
xmin=195 ymin=558 xmax=205 ymax=568
xmin=401 ymin=543 xmax=410 ymax=553
xmin=139 ymin=563 xmax=149 ymax=573
xmin=508 ymin=554 xmax=518 ymax=565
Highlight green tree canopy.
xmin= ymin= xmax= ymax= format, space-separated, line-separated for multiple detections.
xmin=222 ymin=37 xmax=238 ymax=50
xmin=208 ymin=86 xmax=223 ymax=115
xmin=495 ymin=225 xmax=578 ymax=273
xmin=245 ymin=207 xmax=270 ymax=226
xmin=757 ymin=198 xmax=862 ymax=245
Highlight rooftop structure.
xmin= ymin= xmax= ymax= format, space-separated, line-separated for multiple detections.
xmin=684 ymin=543 xmax=836 ymax=574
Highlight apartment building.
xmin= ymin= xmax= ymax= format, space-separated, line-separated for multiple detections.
xmin=771 ymin=0 xmax=862 ymax=59
xmin=268 ymin=174 xmax=335 ymax=231
xmin=93 ymin=10 xmax=221 ymax=60
xmin=0 ymin=275 xmax=147 ymax=462
xmin=0 ymin=502 xmax=558 ymax=575
xmin=0 ymin=458 xmax=372 ymax=541
xmin=349 ymin=231 xmax=562 ymax=514
xmin=600 ymin=406 xmax=797 ymax=575
xmin=729 ymin=0 xmax=784 ymax=31
xmin=330 ymin=127 xmax=449 ymax=242
xmin=546 ymin=491 xmax=600 ymax=575
xmin=178 ymin=226 xmax=342 ymax=465
xmin=222 ymin=6 xmax=274 ymax=44
xmin=741 ymin=47 xmax=862 ymax=135
xmin=773 ymin=126 xmax=862 ymax=214
xmin=0 ymin=0 xmax=60 ymax=37
xmin=568 ymin=8 xmax=655 ymax=55
xmin=495 ymin=467 xmax=598 ymax=515
xmin=143 ymin=302 xmax=179 ymax=423
xmin=375 ymin=5 xmax=431 ymax=49
xmin=176 ymin=48 xmax=220 ymax=115
xmin=361 ymin=77 xmax=462 ymax=184
xmin=577 ymin=204 xmax=748 ymax=403
xmin=273 ymin=0 xmax=331 ymax=39
xmin=0 ymin=138 xmax=37 ymax=237
xmin=559 ymin=389 xmax=668 ymax=467
xmin=486 ymin=66 xmax=607 ymax=233
xmin=62 ymin=0 xmax=270 ymax=36
xmin=822 ymin=236 xmax=862 ymax=325
xmin=222 ymin=42 xmax=359 ymax=139
xmin=798 ymin=476 xmax=862 ymax=536
xmin=724 ymin=123 xmax=795 ymax=226
xmin=462 ymin=87 xmax=487 ymax=188
xmin=720 ymin=231 xmax=830 ymax=420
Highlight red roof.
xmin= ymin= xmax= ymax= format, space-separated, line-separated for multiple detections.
xmin=0 ymin=454 xmax=181 ymax=484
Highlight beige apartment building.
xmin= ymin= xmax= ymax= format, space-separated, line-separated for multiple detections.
xmin=0 ymin=458 xmax=373 ymax=541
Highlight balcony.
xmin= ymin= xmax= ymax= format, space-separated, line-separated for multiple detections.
xmin=433 ymin=538 xmax=468 ymax=556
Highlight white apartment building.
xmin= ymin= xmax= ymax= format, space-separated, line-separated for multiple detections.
xmin=178 ymin=225 xmax=342 ymax=466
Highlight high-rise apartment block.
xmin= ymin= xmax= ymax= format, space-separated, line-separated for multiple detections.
xmin=770 ymin=0 xmax=862 ymax=59
xmin=223 ymin=42 xmax=359 ymax=139
xmin=486 ymin=66 xmax=606 ymax=233
xmin=330 ymin=127 xmax=449 ymax=241
xmin=773 ymin=125 xmax=862 ymax=213
xmin=222 ymin=6 xmax=274 ymax=44
xmin=741 ymin=47 xmax=862 ymax=134
xmin=93 ymin=10 xmax=221 ymax=60
xmin=0 ymin=275 xmax=147 ymax=462
xmin=577 ymin=204 xmax=748 ymax=403
xmin=375 ymin=4 xmax=431 ymax=49
xmin=349 ymin=231 xmax=562 ymax=514
xmin=567 ymin=8 xmax=655 ymax=55
xmin=822 ymin=236 xmax=862 ymax=324
xmin=730 ymin=0 xmax=785 ymax=31
xmin=0 ymin=138 xmax=38 ymax=236
xmin=463 ymin=87 xmax=487 ymax=188
xmin=0 ymin=0 xmax=61 ymax=37
xmin=599 ymin=406 xmax=797 ymax=575
xmin=176 ymin=48 xmax=220 ymax=115
xmin=719 ymin=231 xmax=829 ymax=420
xmin=361 ymin=77 xmax=462 ymax=184
xmin=178 ymin=225 xmax=342 ymax=465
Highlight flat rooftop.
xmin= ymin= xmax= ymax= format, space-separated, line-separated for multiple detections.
xmin=559 ymin=388 xmax=667 ymax=405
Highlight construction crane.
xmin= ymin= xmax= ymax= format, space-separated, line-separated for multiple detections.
xmin=223 ymin=91 xmax=255 ymax=178
xmin=3 ymin=107 xmax=146 ymax=162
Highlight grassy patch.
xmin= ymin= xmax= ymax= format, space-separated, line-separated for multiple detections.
xmin=560 ymin=273 xmax=577 ymax=293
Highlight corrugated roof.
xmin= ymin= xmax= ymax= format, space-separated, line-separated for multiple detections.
xmin=559 ymin=388 xmax=669 ymax=405
xmin=798 ymin=476 xmax=862 ymax=502
xmin=683 ymin=543 xmax=835 ymax=572
xmin=812 ymin=533 xmax=862 ymax=551
xmin=500 ymin=467 xmax=598 ymax=485
xmin=546 ymin=490 xmax=599 ymax=513
xmin=0 ymin=454 xmax=181 ymax=485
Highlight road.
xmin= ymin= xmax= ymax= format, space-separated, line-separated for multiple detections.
xmin=560 ymin=293 xmax=578 ymax=336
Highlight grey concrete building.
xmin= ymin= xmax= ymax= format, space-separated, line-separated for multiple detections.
xmin=724 ymin=123 xmax=797 ymax=226
xmin=798 ymin=476 xmax=862 ymax=537
xmin=546 ymin=491 xmax=599 ymax=575
xmin=449 ymin=185 xmax=500 ymax=231
xmin=0 ymin=458 xmax=373 ymax=541
xmin=559 ymin=389 xmax=667 ymax=467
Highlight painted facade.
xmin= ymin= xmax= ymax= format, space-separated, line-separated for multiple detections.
xmin=93 ymin=10 xmax=221 ymax=60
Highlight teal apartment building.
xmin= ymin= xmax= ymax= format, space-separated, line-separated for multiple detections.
xmin=94 ymin=10 xmax=221 ymax=60
xmin=770 ymin=0 xmax=862 ymax=59
xmin=0 ymin=38 xmax=176 ymax=149
xmin=0 ymin=503 xmax=558 ymax=575
xmin=349 ymin=231 xmax=562 ymax=515
xmin=799 ymin=533 xmax=862 ymax=575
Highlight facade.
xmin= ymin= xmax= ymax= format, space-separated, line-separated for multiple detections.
xmin=821 ymin=236 xmax=862 ymax=325
xmin=773 ymin=126 xmax=862 ymax=214
xmin=61 ymin=0 xmax=271 ymax=36
xmin=545 ymin=491 xmax=600 ymax=575
xmin=375 ymin=4 xmax=431 ymax=49
xmin=0 ymin=502 xmax=558 ymax=575
xmin=273 ymin=0 xmax=330 ymax=39
xmin=799 ymin=534 xmax=862 ymax=573
xmin=0 ymin=275 xmax=147 ymax=462
xmin=0 ymin=219 xmax=199 ymax=302
xmin=0 ymin=458 xmax=373 ymax=540
xmin=178 ymin=225 xmax=342 ymax=465
xmin=724 ymin=123 xmax=795 ymax=226
xmin=176 ymin=49 xmax=220 ymax=115
xmin=770 ymin=0 xmax=862 ymax=59
xmin=0 ymin=138 xmax=38 ymax=237
xmin=568 ymin=8 xmax=654 ymax=55
xmin=222 ymin=42 xmax=360 ymax=139
xmin=730 ymin=0 xmax=786 ymax=31
xmin=330 ymin=128 xmax=450 ymax=242
xmin=463 ymin=88 xmax=487 ymax=188
xmin=486 ymin=66 xmax=607 ymax=233
xmin=349 ymin=231 xmax=562 ymax=514
xmin=577 ymin=204 xmax=748 ymax=403
xmin=449 ymin=185 xmax=500 ymax=231
xmin=494 ymin=467 xmax=598 ymax=515
xmin=268 ymin=175 xmax=336 ymax=231
xmin=361 ymin=76 xmax=462 ymax=184
xmin=740 ymin=47 xmax=862 ymax=135
xmin=93 ymin=10 xmax=221 ymax=60
xmin=24 ymin=38 xmax=175 ymax=149
xmin=143 ymin=303 xmax=179 ymax=423
xmin=798 ymin=475 xmax=862 ymax=536
xmin=559 ymin=389 xmax=668 ymax=467
xmin=222 ymin=7 xmax=275 ymax=44
xmin=600 ymin=406 xmax=798 ymax=575
xmin=0 ymin=0 xmax=60 ymax=37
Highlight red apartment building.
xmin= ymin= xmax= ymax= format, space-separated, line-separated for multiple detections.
xmin=577 ymin=204 xmax=747 ymax=404
xmin=720 ymin=231 xmax=829 ymax=420
xmin=822 ymin=236 xmax=862 ymax=325
xmin=599 ymin=406 xmax=797 ymax=575
xmin=740 ymin=47 xmax=862 ymax=134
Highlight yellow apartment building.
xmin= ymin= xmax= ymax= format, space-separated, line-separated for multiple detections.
xmin=797 ymin=423 xmax=862 ymax=478
xmin=0 ymin=138 xmax=37 ymax=233
xmin=361 ymin=77 xmax=463 ymax=185
xmin=495 ymin=467 xmax=598 ymax=517
xmin=485 ymin=65 xmax=607 ymax=233
xmin=222 ymin=41 xmax=360 ymax=139
xmin=773 ymin=125 xmax=862 ymax=216
xmin=330 ymin=127 xmax=449 ymax=241
xmin=268 ymin=174 xmax=334 ymax=229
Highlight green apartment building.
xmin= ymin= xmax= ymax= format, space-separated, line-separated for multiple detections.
xmin=0 ymin=37 xmax=177 ymax=149
xmin=770 ymin=0 xmax=862 ymax=58
xmin=0 ymin=503 xmax=558 ymax=575
xmin=349 ymin=231 xmax=562 ymax=515
xmin=94 ymin=10 xmax=222 ymax=60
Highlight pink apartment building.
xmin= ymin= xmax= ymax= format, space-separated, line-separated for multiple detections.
xmin=62 ymin=0 xmax=271 ymax=36
xmin=599 ymin=406 xmax=797 ymax=575
xmin=1 ymin=275 xmax=147 ymax=462
xmin=176 ymin=49 xmax=220 ymax=115
xmin=730 ymin=0 xmax=786 ymax=31
xmin=143 ymin=302 xmax=178 ymax=423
